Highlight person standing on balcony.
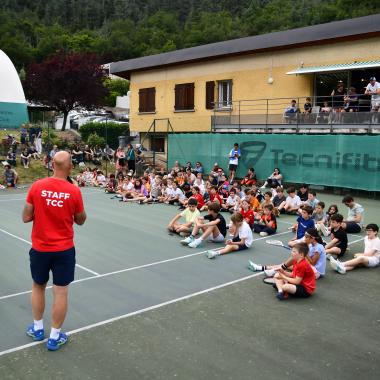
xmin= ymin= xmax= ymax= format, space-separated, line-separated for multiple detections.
xmin=228 ymin=143 xmax=241 ymax=184
xmin=365 ymin=77 xmax=380 ymax=118
xmin=331 ymin=81 xmax=345 ymax=111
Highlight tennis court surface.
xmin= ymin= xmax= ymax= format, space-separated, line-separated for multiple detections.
xmin=0 ymin=188 xmax=379 ymax=380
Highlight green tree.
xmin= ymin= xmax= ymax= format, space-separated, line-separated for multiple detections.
xmin=103 ymin=78 xmax=130 ymax=107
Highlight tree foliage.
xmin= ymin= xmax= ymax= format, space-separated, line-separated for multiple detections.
xmin=0 ymin=1 xmax=378 ymax=70
xmin=24 ymin=51 xmax=108 ymax=130
xmin=103 ymin=78 xmax=130 ymax=107
xmin=80 ymin=122 xmax=129 ymax=148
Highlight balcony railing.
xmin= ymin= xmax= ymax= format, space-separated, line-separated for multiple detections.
xmin=211 ymin=95 xmax=380 ymax=133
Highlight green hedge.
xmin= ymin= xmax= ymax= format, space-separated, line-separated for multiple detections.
xmin=80 ymin=122 xmax=129 ymax=148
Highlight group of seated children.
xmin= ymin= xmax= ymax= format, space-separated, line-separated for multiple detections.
xmin=96 ymin=161 xmax=373 ymax=301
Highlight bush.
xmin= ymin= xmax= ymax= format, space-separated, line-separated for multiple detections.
xmin=86 ymin=132 xmax=105 ymax=147
xmin=42 ymin=128 xmax=62 ymax=150
xmin=80 ymin=122 xmax=129 ymax=149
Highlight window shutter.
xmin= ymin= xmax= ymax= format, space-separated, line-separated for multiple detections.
xmin=205 ymin=81 xmax=215 ymax=109
xmin=175 ymin=83 xmax=194 ymax=110
xmin=139 ymin=87 xmax=155 ymax=112
xmin=147 ymin=87 xmax=156 ymax=112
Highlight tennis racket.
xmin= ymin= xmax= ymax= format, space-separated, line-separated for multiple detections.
xmin=265 ymin=240 xmax=291 ymax=250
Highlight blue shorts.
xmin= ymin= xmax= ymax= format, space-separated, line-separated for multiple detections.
xmin=29 ymin=247 xmax=76 ymax=286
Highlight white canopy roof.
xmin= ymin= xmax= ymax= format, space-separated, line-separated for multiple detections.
xmin=0 ymin=50 xmax=27 ymax=103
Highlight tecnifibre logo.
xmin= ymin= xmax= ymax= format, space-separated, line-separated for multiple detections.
xmin=240 ymin=141 xmax=380 ymax=172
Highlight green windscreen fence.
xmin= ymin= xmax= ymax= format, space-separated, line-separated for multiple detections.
xmin=168 ymin=133 xmax=380 ymax=191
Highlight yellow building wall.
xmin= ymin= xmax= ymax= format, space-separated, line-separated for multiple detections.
xmin=129 ymin=36 xmax=380 ymax=132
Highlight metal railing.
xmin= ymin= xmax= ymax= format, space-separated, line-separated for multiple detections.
xmin=212 ymin=95 xmax=380 ymax=132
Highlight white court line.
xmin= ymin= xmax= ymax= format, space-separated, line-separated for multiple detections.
xmin=0 ymin=271 xmax=264 ymax=357
xmin=0 ymin=235 xmax=366 ymax=357
xmin=0 ymin=198 xmax=26 ymax=202
xmin=0 ymin=228 xmax=100 ymax=276
xmin=0 ymin=230 xmax=292 ymax=301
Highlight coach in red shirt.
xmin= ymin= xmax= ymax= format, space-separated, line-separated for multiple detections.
xmin=23 ymin=150 xmax=86 ymax=351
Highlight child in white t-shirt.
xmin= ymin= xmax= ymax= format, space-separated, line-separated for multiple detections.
xmin=330 ymin=223 xmax=380 ymax=274
xmin=206 ymin=212 xmax=253 ymax=259
xmin=277 ymin=187 xmax=301 ymax=214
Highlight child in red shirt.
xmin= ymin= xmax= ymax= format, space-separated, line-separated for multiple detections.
xmin=239 ymin=199 xmax=255 ymax=228
xmin=274 ymin=242 xmax=316 ymax=300
xmin=206 ymin=186 xmax=223 ymax=207
xmin=191 ymin=186 xmax=205 ymax=210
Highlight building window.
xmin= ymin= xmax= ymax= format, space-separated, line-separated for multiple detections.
xmin=174 ymin=83 xmax=194 ymax=111
xmin=150 ymin=135 xmax=165 ymax=152
xmin=139 ymin=87 xmax=155 ymax=113
xmin=217 ymin=80 xmax=232 ymax=108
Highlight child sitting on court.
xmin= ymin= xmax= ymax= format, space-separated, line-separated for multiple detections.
xmin=239 ymin=199 xmax=255 ymax=229
xmin=221 ymin=187 xmax=240 ymax=213
xmin=301 ymin=191 xmax=319 ymax=210
xmin=245 ymin=189 xmax=262 ymax=213
xmin=253 ymin=204 xmax=277 ymax=237
xmin=277 ymin=187 xmax=302 ymax=214
xmin=325 ymin=213 xmax=348 ymax=259
xmin=273 ymin=242 xmax=316 ymax=300
xmin=240 ymin=167 xmax=257 ymax=187
xmin=206 ymin=212 xmax=253 ymax=259
xmin=180 ymin=202 xmax=227 ymax=248
xmin=288 ymin=205 xmax=315 ymax=247
xmin=271 ymin=186 xmax=286 ymax=216
xmin=330 ymin=223 xmax=380 ymax=274
xmin=105 ymin=174 xmax=117 ymax=193
xmin=204 ymin=186 xmax=223 ymax=209
xmin=313 ymin=201 xmax=328 ymax=236
xmin=248 ymin=228 xmax=326 ymax=280
xmin=167 ymin=198 xmax=200 ymax=235
xmin=261 ymin=191 xmax=274 ymax=209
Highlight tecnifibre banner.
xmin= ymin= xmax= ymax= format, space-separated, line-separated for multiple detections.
xmin=168 ymin=133 xmax=380 ymax=191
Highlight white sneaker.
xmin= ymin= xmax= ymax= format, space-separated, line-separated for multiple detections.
xmin=188 ymin=238 xmax=202 ymax=248
xmin=326 ymin=254 xmax=332 ymax=261
xmin=329 ymin=256 xmax=338 ymax=270
xmin=259 ymin=232 xmax=268 ymax=237
xmin=248 ymin=260 xmax=262 ymax=272
xmin=336 ymin=260 xmax=346 ymax=274
xmin=179 ymin=232 xmax=189 ymax=237
xmin=180 ymin=236 xmax=194 ymax=245
xmin=206 ymin=250 xmax=219 ymax=259
xmin=264 ymin=268 xmax=276 ymax=277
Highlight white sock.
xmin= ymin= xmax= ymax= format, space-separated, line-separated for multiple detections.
xmin=34 ymin=319 xmax=43 ymax=331
xmin=278 ymin=289 xmax=283 ymax=293
xmin=50 ymin=327 xmax=61 ymax=340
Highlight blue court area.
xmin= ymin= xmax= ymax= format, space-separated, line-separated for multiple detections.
xmin=0 ymin=188 xmax=379 ymax=379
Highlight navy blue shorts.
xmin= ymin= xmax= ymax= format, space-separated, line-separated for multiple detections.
xmin=232 ymin=236 xmax=248 ymax=251
xmin=29 ymin=247 xmax=76 ymax=286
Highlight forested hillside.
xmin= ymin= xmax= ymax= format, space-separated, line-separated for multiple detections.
xmin=0 ymin=0 xmax=378 ymax=70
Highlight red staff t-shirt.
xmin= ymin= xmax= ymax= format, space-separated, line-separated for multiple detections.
xmin=291 ymin=258 xmax=316 ymax=295
xmin=26 ymin=177 xmax=84 ymax=252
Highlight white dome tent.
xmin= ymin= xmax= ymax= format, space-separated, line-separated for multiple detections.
xmin=0 ymin=49 xmax=29 ymax=129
